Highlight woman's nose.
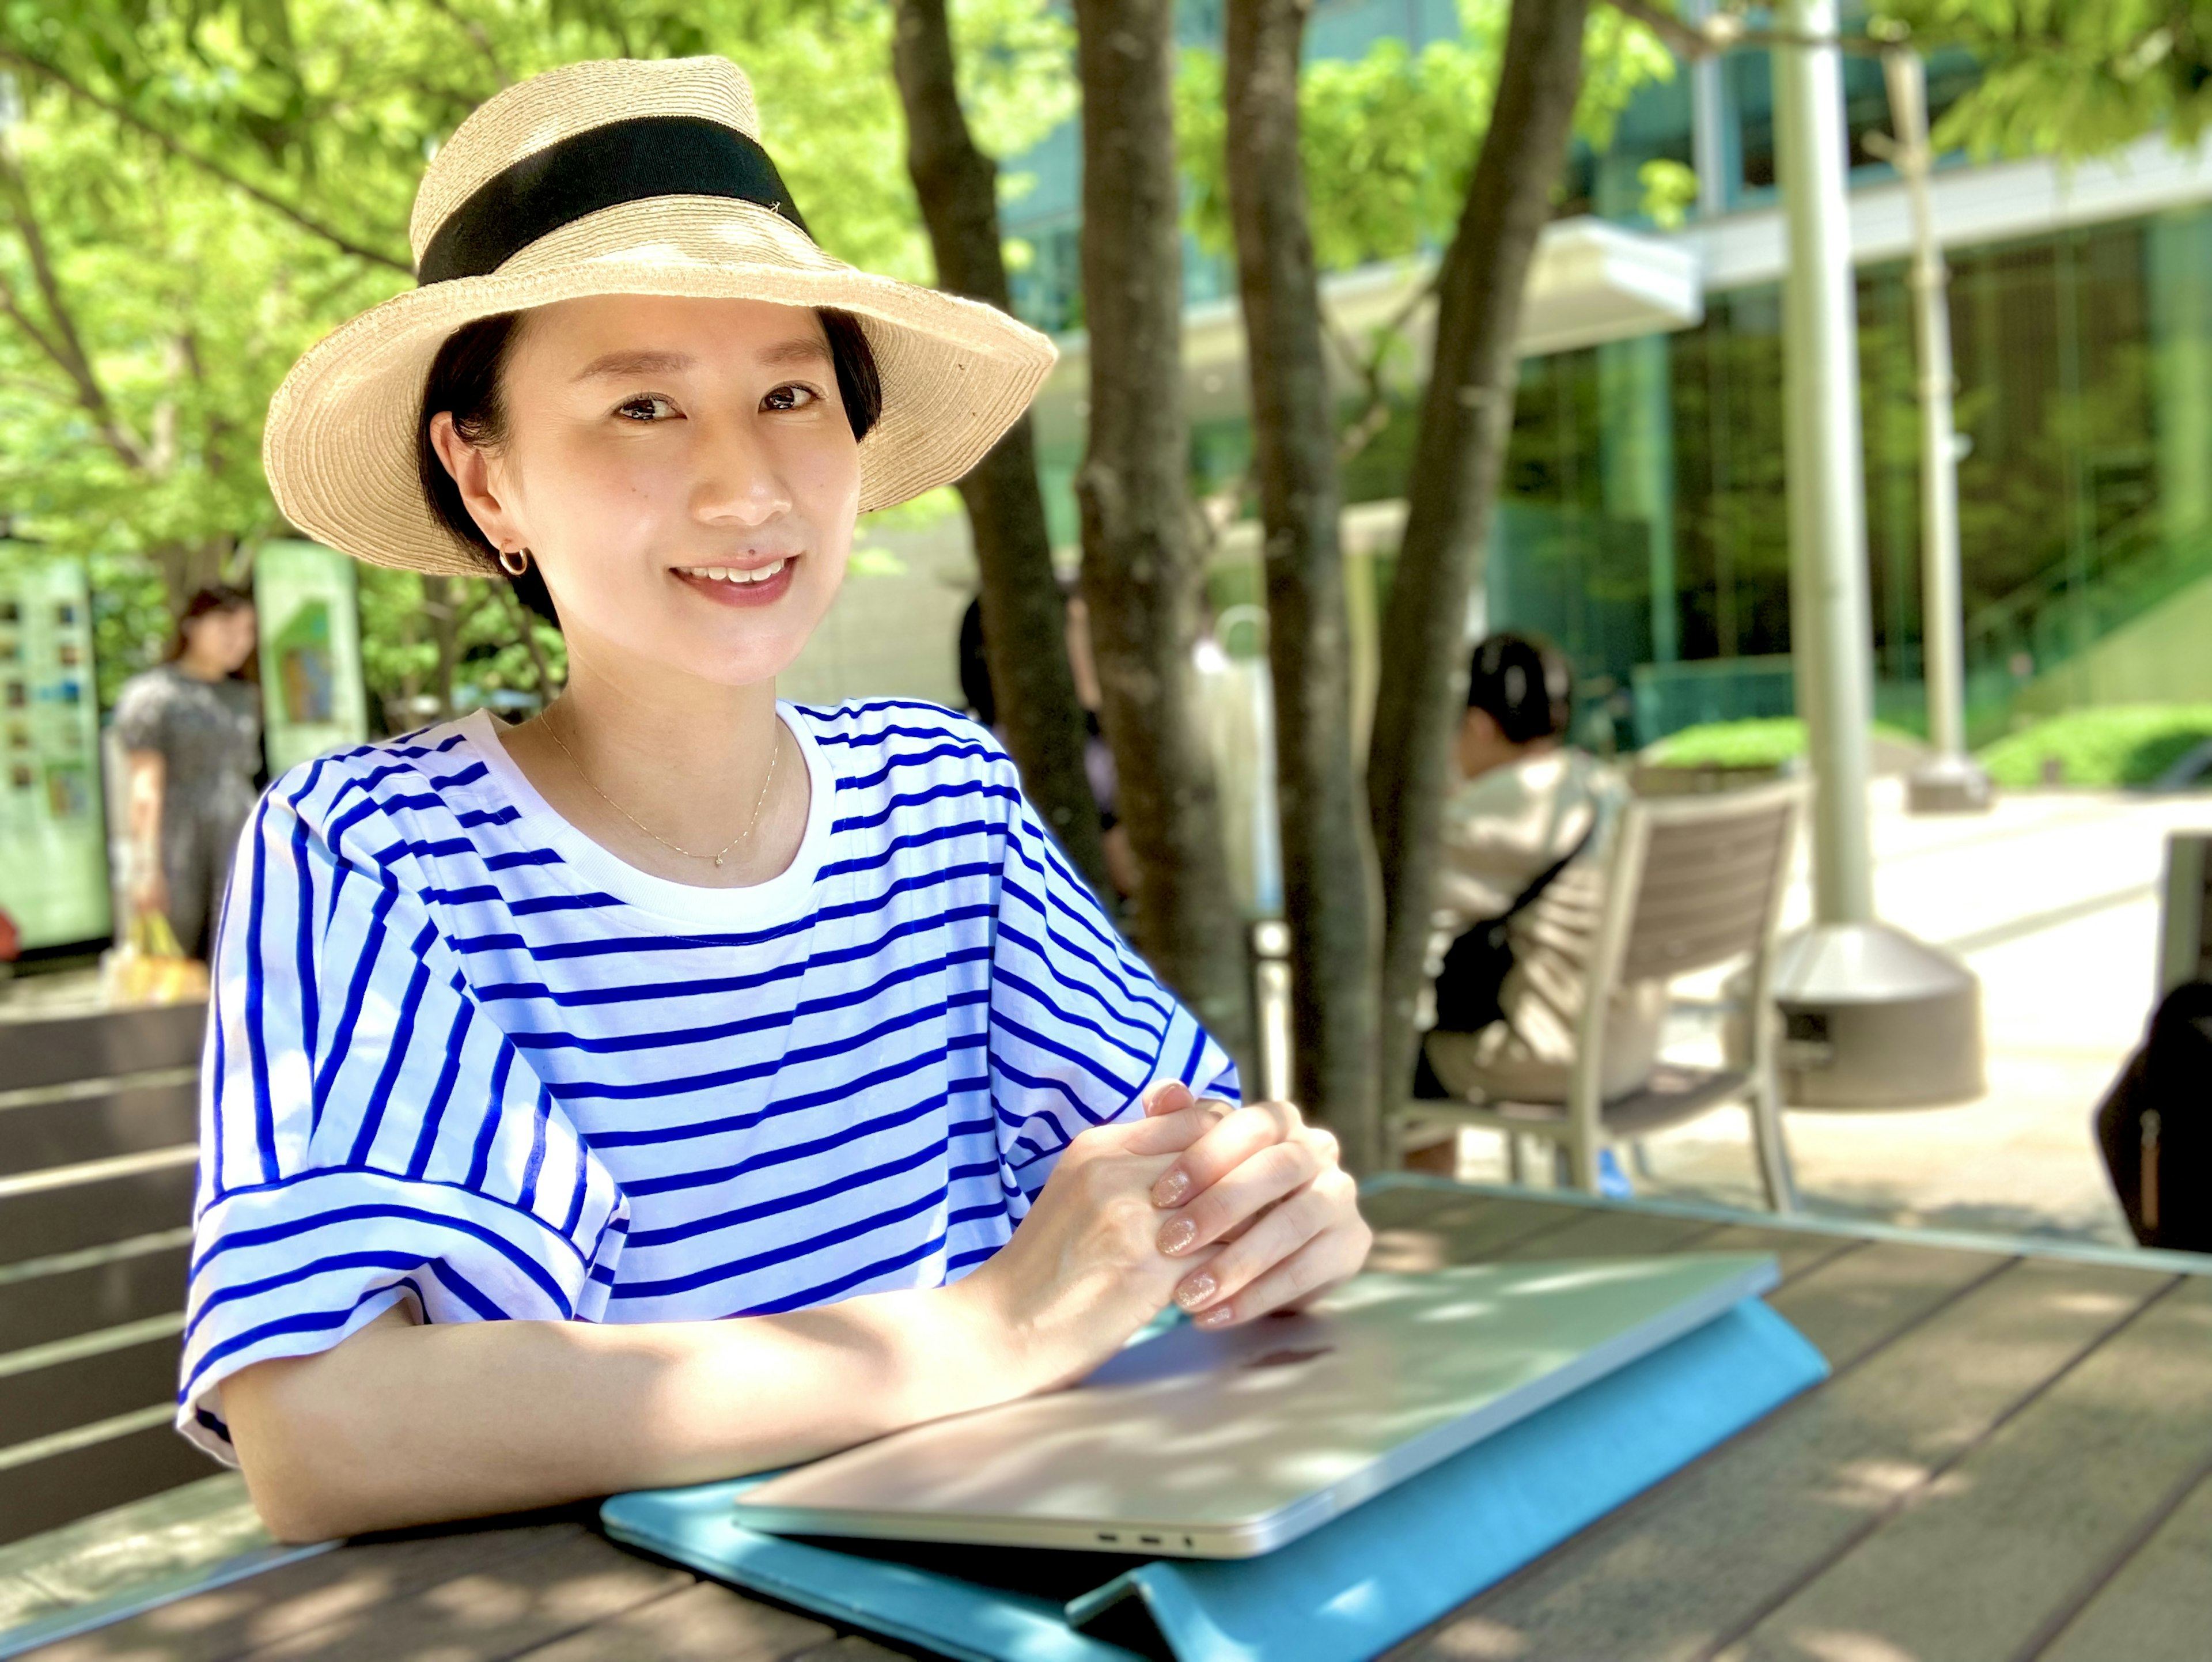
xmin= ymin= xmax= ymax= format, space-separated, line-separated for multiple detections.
xmin=690 ymin=417 xmax=791 ymax=527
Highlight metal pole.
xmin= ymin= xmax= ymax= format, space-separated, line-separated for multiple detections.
xmin=1686 ymin=0 xmax=1729 ymax=218
xmin=1762 ymin=7 xmax=1985 ymax=1112
xmin=1883 ymin=47 xmax=1994 ymax=811
xmin=1774 ymin=0 xmax=1876 ymax=925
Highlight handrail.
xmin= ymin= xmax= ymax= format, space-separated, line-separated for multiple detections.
xmin=1961 ymin=507 xmax=2212 ymax=679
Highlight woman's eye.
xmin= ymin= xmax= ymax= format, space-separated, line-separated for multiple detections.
xmin=615 ymin=394 xmax=678 ymax=422
xmin=763 ymin=383 xmax=821 ymax=412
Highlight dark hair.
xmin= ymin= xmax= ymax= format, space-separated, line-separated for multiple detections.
xmin=416 ymin=306 xmax=885 ymax=628
xmin=957 ymin=595 xmax=995 ymax=727
xmin=1466 ymin=630 xmax=1573 ymax=745
xmin=168 ymin=584 xmax=254 ymax=663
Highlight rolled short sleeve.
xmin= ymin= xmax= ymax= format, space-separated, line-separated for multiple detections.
xmin=177 ymin=764 xmax=628 ymax=1462
xmin=112 ymin=671 xmax=171 ymax=754
xmin=986 ymin=783 xmax=1239 ymax=1212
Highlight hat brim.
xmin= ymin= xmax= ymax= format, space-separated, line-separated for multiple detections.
xmin=263 ymin=198 xmax=1056 ymax=576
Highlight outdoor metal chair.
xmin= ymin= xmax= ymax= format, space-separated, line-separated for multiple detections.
xmin=1394 ymin=778 xmax=1805 ymax=1212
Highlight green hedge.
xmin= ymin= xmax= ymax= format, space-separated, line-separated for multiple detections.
xmin=1643 ymin=717 xmax=1921 ymax=771
xmin=1979 ymin=706 xmax=2212 ymax=788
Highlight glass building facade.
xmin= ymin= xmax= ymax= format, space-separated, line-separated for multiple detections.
xmin=998 ymin=4 xmax=2212 ymax=743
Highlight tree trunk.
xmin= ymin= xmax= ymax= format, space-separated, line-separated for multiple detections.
xmin=889 ymin=0 xmax=1113 ymax=899
xmin=1366 ymin=0 xmax=1589 ymax=1125
xmin=1222 ymin=0 xmax=1381 ymax=1165
xmin=1072 ymin=0 xmax=1255 ymax=1072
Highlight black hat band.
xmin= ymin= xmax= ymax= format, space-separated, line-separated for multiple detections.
xmin=416 ymin=115 xmax=808 ymax=286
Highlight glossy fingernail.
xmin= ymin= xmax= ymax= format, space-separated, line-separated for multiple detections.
xmin=1195 ymin=1305 xmax=1234 ymax=1328
xmin=1157 ymin=1217 xmax=1198 ymax=1256
xmin=1152 ymin=1169 xmax=1191 ymax=1207
xmin=1175 ymin=1272 xmax=1217 ymax=1310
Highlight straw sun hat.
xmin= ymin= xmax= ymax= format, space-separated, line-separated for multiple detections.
xmin=263 ymin=56 xmax=1056 ymax=577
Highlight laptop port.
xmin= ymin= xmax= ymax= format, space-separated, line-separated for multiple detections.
xmin=1139 ymin=1535 xmax=1162 ymax=1546
xmin=1097 ymin=1532 xmax=1119 ymax=1543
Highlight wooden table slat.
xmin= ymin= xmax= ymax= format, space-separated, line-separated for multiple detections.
xmin=1763 ymin=1239 xmax=2010 ymax=1371
xmin=1491 ymin=1207 xmax=1725 ymax=1263
xmin=24 ymin=1522 xmax=591 ymax=1662
xmin=2036 ymin=1460 xmax=2212 ymax=1662
xmin=1687 ymin=1223 xmax=1866 ymax=1286
xmin=1718 ymin=1277 xmax=2212 ymax=1662
xmin=785 ymin=1639 xmax=921 ymax=1662
xmin=1358 ymin=1191 xmax=1592 ymax=1270
xmin=509 ymin=1581 xmax=838 ymax=1662
xmin=1403 ymin=1254 xmax=2172 ymax=1662
xmin=224 ymin=1528 xmax=687 ymax=1662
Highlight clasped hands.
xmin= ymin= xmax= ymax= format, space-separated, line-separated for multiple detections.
xmin=1137 ymin=1080 xmax=1370 ymax=1327
xmin=971 ymin=1078 xmax=1371 ymax=1392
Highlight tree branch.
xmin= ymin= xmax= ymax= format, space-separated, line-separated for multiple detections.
xmin=1323 ymin=272 xmax=1433 ymax=464
xmin=423 ymin=0 xmax=511 ymax=89
xmin=0 ymin=152 xmax=149 ymax=468
xmin=0 ymin=48 xmax=414 ymax=272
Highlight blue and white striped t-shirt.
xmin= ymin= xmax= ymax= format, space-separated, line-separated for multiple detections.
xmin=178 ymin=698 xmax=1237 ymax=1460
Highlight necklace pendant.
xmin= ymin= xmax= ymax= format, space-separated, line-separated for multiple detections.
xmin=714 ymin=852 xmax=725 ymax=869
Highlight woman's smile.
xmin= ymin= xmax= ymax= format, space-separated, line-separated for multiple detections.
xmin=672 ymin=555 xmax=799 ymax=608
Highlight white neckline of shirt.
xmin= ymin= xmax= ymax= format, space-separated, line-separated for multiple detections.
xmin=454 ymin=702 xmax=834 ymax=930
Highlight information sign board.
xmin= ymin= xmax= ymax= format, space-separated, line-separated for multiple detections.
xmin=0 ymin=552 xmax=112 ymax=949
xmin=254 ymin=540 xmax=367 ymax=776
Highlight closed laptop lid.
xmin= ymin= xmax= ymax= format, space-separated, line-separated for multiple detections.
xmin=733 ymin=1253 xmax=1779 ymax=1558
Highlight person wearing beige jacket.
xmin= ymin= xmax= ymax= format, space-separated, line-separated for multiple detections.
xmin=1420 ymin=633 xmax=1666 ymax=1111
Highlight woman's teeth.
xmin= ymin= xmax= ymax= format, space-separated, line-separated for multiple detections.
xmin=680 ymin=560 xmax=788 ymax=584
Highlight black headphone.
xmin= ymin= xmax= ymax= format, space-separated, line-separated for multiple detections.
xmin=1466 ymin=631 xmax=1573 ymax=744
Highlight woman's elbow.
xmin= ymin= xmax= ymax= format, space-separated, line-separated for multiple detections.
xmin=221 ymin=1357 xmax=366 ymax=1543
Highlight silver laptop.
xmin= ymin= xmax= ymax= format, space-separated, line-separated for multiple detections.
xmin=732 ymin=1252 xmax=1778 ymax=1559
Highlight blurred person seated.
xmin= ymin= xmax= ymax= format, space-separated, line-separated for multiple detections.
xmin=1411 ymin=632 xmax=1666 ymax=1152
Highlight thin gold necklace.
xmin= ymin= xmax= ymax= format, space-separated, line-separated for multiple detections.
xmin=540 ymin=701 xmax=779 ymax=870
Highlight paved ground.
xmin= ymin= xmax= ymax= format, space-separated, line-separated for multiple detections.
xmin=1452 ymin=782 xmax=2212 ymax=1245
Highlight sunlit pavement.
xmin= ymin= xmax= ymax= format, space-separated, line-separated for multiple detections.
xmin=1455 ymin=781 xmax=2212 ymax=1246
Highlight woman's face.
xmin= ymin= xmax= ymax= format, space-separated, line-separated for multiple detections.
xmin=440 ymin=294 xmax=862 ymax=689
xmin=185 ymin=605 xmax=257 ymax=676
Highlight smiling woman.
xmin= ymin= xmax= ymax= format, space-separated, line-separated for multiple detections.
xmin=188 ymin=55 xmax=1369 ymax=1544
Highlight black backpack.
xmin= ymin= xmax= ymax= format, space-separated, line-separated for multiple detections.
xmin=1411 ymin=826 xmax=1596 ymax=1101
xmin=2095 ymin=980 xmax=2212 ymax=1252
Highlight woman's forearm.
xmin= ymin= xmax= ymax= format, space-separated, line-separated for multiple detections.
xmin=123 ymin=749 xmax=165 ymax=905
xmin=224 ymin=1276 xmax=1016 ymax=1542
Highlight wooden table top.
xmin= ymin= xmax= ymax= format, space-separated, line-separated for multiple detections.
xmin=20 ymin=1183 xmax=2212 ymax=1662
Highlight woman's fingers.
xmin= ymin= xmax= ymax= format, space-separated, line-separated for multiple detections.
xmin=1154 ymin=1137 xmax=1319 ymax=1258
xmin=1173 ymin=1173 xmax=1369 ymax=1326
xmin=1116 ymin=1096 xmax=1232 ymax=1158
xmin=1149 ymin=1100 xmax=1306 ymax=1208
xmin=1141 ymin=1080 xmax=1194 ymax=1118
xmin=1169 ymin=1180 xmax=1332 ymax=1318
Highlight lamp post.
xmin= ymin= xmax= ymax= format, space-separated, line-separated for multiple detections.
xmin=1876 ymin=45 xmax=1994 ymax=813
xmin=1763 ymin=0 xmax=1983 ymax=1108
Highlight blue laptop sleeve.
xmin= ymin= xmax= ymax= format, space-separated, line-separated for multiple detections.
xmin=601 ymin=1296 xmax=1827 ymax=1662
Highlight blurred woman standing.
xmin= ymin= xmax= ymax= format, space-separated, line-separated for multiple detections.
xmin=113 ymin=585 xmax=260 ymax=960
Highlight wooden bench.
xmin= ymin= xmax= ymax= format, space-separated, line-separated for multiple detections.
xmin=12 ymin=1180 xmax=2209 ymax=1660
xmin=0 ymin=1001 xmax=211 ymax=1546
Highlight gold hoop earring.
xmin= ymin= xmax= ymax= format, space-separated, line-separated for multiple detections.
xmin=498 ymin=547 xmax=530 ymax=578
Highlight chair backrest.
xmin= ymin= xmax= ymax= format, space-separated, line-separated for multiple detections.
xmin=1615 ymin=784 xmax=1802 ymax=985
xmin=1566 ymin=788 xmax=1805 ymax=1097
xmin=1567 ymin=779 xmax=1804 ymax=1112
